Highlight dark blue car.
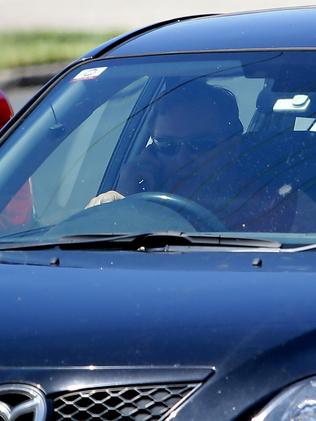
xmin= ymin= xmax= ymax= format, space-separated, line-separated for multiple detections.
xmin=0 ymin=6 xmax=316 ymax=421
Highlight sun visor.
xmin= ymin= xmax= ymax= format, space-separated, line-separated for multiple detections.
xmin=272 ymin=65 xmax=316 ymax=92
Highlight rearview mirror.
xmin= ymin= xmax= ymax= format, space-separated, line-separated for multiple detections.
xmin=0 ymin=90 xmax=13 ymax=129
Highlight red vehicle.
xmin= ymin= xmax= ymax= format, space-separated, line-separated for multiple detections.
xmin=0 ymin=90 xmax=13 ymax=129
xmin=0 ymin=91 xmax=32 ymax=228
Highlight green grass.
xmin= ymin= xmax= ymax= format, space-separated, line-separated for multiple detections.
xmin=0 ymin=31 xmax=124 ymax=70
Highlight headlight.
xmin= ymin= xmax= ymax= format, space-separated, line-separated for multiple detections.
xmin=253 ymin=377 xmax=316 ymax=421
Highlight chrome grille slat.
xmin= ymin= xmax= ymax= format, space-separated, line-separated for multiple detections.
xmin=53 ymin=383 xmax=199 ymax=420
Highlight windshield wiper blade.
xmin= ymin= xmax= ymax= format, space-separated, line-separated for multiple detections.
xmin=58 ymin=232 xmax=282 ymax=250
xmin=0 ymin=232 xmax=281 ymax=251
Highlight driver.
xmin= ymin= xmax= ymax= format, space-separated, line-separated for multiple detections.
xmin=86 ymin=81 xmax=243 ymax=210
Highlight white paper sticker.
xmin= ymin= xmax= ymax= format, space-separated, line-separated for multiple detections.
xmin=72 ymin=67 xmax=107 ymax=81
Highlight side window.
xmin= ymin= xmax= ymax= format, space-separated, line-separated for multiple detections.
xmin=207 ymin=77 xmax=265 ymax=131
xmin=294 ymin=117 xmax=316 ymax=131
xmin=31 ymin=76 xmax=148 ymax=225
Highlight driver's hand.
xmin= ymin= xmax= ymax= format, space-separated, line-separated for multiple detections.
xmin=85 ymin=190 xmax=125 ymax=209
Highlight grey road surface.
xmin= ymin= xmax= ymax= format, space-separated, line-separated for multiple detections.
xmin=0 ymin=0 xmax=314 ymax=31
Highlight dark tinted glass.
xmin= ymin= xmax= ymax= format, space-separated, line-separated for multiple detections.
xmin=1 ymin=52 xmax=316 ymax=243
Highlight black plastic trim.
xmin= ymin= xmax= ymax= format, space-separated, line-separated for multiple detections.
xmin=0 ymin=366 xmax=214 ymax=395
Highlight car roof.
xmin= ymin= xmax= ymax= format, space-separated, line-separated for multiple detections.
xmin=85 ymin=7 xmax=316 ymax=59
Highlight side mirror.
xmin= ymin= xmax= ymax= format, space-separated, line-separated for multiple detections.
xmin=0 ymin=90 xmax=13 ymax=130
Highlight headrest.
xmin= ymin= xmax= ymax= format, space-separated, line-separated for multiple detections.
xmin=156 ymin=81 xmax=243 ymax=137
xmin=207 ymin=85 xmax=244 ymax=137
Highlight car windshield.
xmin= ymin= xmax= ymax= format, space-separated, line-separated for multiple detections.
xmin=1 ymin=51 xmax=316 ymax=245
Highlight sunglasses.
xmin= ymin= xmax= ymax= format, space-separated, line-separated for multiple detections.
xmin=152 ymin=134 xmax=214 ymax=155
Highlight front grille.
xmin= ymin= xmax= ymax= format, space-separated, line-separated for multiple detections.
xmin=53 ymin=383 xmax=199 ymax=420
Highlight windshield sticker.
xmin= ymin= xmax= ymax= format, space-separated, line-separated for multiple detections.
xmin=72 ymin=67 xmax=108 ymax=81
